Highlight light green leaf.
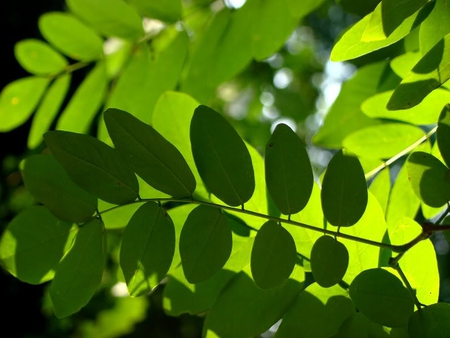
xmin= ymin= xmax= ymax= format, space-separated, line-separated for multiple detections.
xmin=180 ymin=205 xmax=232 ymax=284
xmin=419 ymin=0 xmax=450 ymax=54
xmin=128 ymin=0 xmax=181 ymax=22
xmin=349 ymin=268 xmax=414 ymax=327
xmin=104 ymin=108 xmax=195 ymax=197
xmin=362 ymin=88 xmax=450 ymax=125
xmin=369 ymin=168 xmax=391 ymax=215
xmin=44 ymin=130 xmax=139 ymax=205
xmin=67 ymin=0 xmax=144 ymax=40
xmin=343 ymin=123 xmax=425 ymax=159
xmin=0 ymin=206 xmax=76 ymax=285
xmin=57 ymin=61 xmax=107 ymax=133
xmin=408 ymin=303 xmax=450 ymax=338
xmin=265 ymin=123 xmax=313 ymax=215
xmin=14 ymin=39 xmax=67 ymax=75
xmin=190 ymin=105 xmax=255 ymax=206
xmin=50 ymin=218 xmax=106 ymax=318
xmin=38 ymin=12 xmax=103 ymax=61
xmin=0 ymin=77 xmax=49 ymax=132
xmin=321 ymin=150 xmax=368 ymax=227
xmin=120 ymin=202 xmax=175 ymax=297
xmin=384 ymin=0 xmax=428 ymax=39
xmin=99 ymin=200 xmax=145 ymax=229
xmin=438 ymin=104 xmax=450 ymax=167
xmin=390 ymin=51 xmax=422 ymax=78
xmin=28 ymin=74 xmax=70 ymax=149
xmin=20 ymin=154 xmax=97 ymax=222
xmin=251 ymin=221 xmax=296 ymax=289
xmin=276 ymin=283 xmax=355 ymax=338
xmin=203 ymin=265 xmax=304 ymax=338
xmin=310 ymin=235 xmax=349 ymax=288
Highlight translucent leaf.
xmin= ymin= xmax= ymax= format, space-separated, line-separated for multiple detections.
xmin=343 ymin=123 xmax=425 ymax=159
xmin=276 ymin=283 xmax=355 ymax=338
xmin=57 ymin=62 xmax=107 ymax=133
xmin=419 ymin=0 xmax=450 ymax=54
xmin=180 ymin=205 xmax=232 ymax=284
xmin=38 ymin=12 xmax=103 ymax=61
xmin=349 ymin=268 xmax=414 ymax=327
xmin=203 ymin=265 xmax=304 ymax=338
xmin=407 ymin=152 xmax=450 ymax=207
xmin=0 ymin=77 xmax=49 ymax=132
xmin=438 ymin=104 xmax=450 ymax=168
xmin=408 ymin=303 xmax=450 ymax=337
xmin=390 ymin=51 xmax=422 ymax=78
xmin=128 ymin=0 xmax=181 ymax=22
xmin=369 ymin=168 xmax=390 ymax=215
xmin=20 ymin=154 xmax=97 ymax=222
xmin=0 ymin=206 xmax=76 ymax=284
xmin=310 ymin=235 xmax=349 ymax=288
xmin=44 ymin=130 xmax=139 ymax=205
xmin=387 ymin=33 xmax=450 ymax=110
xmin=99 ymin=200 xmax=145 ymax=229
xmin=28 ymin=74 xmax=70 ymax=149
xmin=67 ymin=0 xmax=144 ymax=40
xmin=251 ymin=221 xmax=296 ymax=289
xmin=321 ymin=150 xmax=368 ymax=227
xmin=120 ymin=202 xmax=175 ymax=297
xmin=50 ymin=218 xmax=106 ymax=318
xmin=14 ymin=39 xmax=67 ymax=75
xmin=362 ymin=88 xmax=450 ymax=125
xmin=190 ymin=105 xmax=255 ymax=206
xmin=265 ymin=123 xmax=313 ymax=215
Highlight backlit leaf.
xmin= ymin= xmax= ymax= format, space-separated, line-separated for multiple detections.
xmin=99 ymin=200 xmax=145 ymax=229
xmin=265 ymin=123 xmax=313 ymax=215
xmin=190 ymin=105 xmax=255 ymax=206
xmin=44 ymin=130 xmax=139 ymax=205
xmin=390 ymin=51 xmax=422 ymax=78
xmin=369 ymin=168 xmax=390 ymax=215
xmin=120 ymin=202 xmax=175 ymax=297
xmin=408 ymin=303 xmax=450 ymax=338
xmin=438 ymin=104 xmax=450 ymax=168
xmin=419 ymin=0 xmax=450 ymax=54
xmin=50 ymin=218 xmax=106 ymax=318
xmin=128 ymin=0 xmax=181 ymax=22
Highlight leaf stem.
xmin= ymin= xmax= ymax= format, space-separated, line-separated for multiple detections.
xmin=394 ymin=264 xmax=422 ymax=311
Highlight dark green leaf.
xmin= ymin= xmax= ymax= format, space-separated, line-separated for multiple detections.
xmin=0 ymin=206 xmax=76 ymax=285
xmin=0 ymin=77 xmax=49 ymax=132
xmin=180 ymin=205 xmax=232 ymax=283
xmin=321 ymin=150 xmax=368 ymax=227
xmin=407 ymin=152 xmax=450 ymax=207
xmin=128 ymin=0 xmax=181 ymax=22
xmin=265 ymin=123 xmax=313 ymax=215
xmin=14 ymin=39 xmax=67 ymax=75
xmin=50 ymin=218 xmax=106 ymax=318
xmin=419 ymin=0 xmax=450 ymax=54
xmin=251 ymin=221 xmax=296 ymax=289
xmin=44 ymin=130 xmax=139 ymax=205
xmin=408 ymin=303 xmax=450 ymax=338
xmin=349 ymin=268 xmax=414 ymax=327
xmin=190 ymin=105 xmax=255 ymax=206
xmin=381 ymin=0 xmax=428 ymax=38
xmin=310 ymin=235 xmax=349 ymax=288
xmin=104 ymin=108 xmax=195 ymax=197
xmin=120 ymin=202 xmax=175 ymax=297
xmin=438 ymin=104 xmax=450 ymax=168
xmin=20 ymin=154 xmax=97 ymax=222
xmin=38 ymin=12 xmax=103 ymax=61
xmin=67 ymin=0 xmax=144 ymax=40
xmin=334 ymin=312 xmax=393 ymax=338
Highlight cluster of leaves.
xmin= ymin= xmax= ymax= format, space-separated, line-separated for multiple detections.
xmin=2 ymin=0 xmax=450 ymax=336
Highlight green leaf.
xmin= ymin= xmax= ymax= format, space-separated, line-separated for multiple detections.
xmin=38 ymin=12 xmax=103 ymax=61
xmin=28 ymin=74 xmax=71 ymax=149
xmin=50 ymin=218 xmax=106 ymax=318
xmin=349 ymin=268 xmax=414 ymax=327
xmin=334 ymin=312 xmax=393 ymax=338
xmin=408 ymin=303 xmax=450 ymax=338
xmin=180 ymin=205 xmax=232 ymax=284
xmin=67 ymin=0 xmax=144 ymax=40
xmin=203 ymin=265 xmax=304 ymax=338
xmin=251 ymin=221 xmax=296 ymax=289
xmin=407 ymin=152 xmax=450 ymax=207
xmin=99 ymin=200 xmax=145 ymax=229
xmin=265 ymin=123 xmax=313 ymax=215
xmin=321 ymin=150 xmax=368 ymax=227
xmin=343 ymin=123 xmax=425 ymax=159
xmin=56 ymin=62 xmax=107 ymax=133
xmin=362 ymin=89 xmax=450 ymax=125
xmin=310 ymin=235 xmax=349 ymax=288
xmin=44 ymin=130 xmax=139 ymax=205
xmin=0 ymin=206 xmax=76 ymax=284
xmin=419 ymin=0 xmax=450 ymax=54
xmin=390 ymin=51 xmax=422 ymax=78
xmin=14 ymin=39 xmax=67 ymax=75
xmin=0 ymin=77 xmax=49 ymax=132
xmin=276 ymin=283 xmax=355 ymax=338
xmin=369 ymin=168 xmax=391 ymax=215
xmin=104 ymin=108 xmax=195 ymax=197
xmin=384 ymin=0 xmax=427 ymax=39
xmin=120 ymin=202 xmax=175 ymax=297
xmin=190 ymin=105 xmax=255 ymax=206
xmin=20 ymin=154 xmax=97 ymax=222
xmin=438 ymin=104 xmax=450 ymax=168
xmin=387 ymin=33 xmax=450 ymax=110
xmin=128 ymin=0 xmax=181 ymax=22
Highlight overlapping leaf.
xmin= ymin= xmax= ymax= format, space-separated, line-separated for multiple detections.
xmin=408 ymin=303 xmax=450 ymax=338
xmin=419 ymin=0 xmax=450 ymax=54
xmin=438 ymin=104 xmax=450 ymax=167
xmin=369 ymin=168 xmax=390 ymax=215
